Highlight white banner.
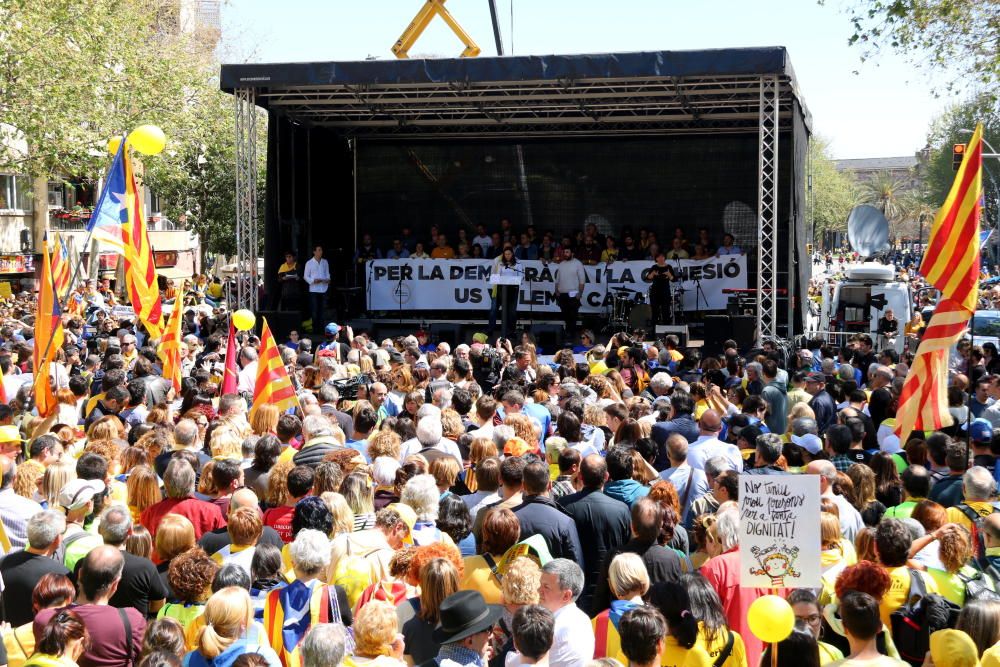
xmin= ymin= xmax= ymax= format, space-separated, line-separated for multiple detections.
xmin=366 ymin=256 xmax=747 ymax=313
xmin=738 ymin=474 xmax=821 ymax=589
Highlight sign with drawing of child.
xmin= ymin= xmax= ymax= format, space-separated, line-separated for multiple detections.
xmin=738 ymin=475 xmax=821 ymax=589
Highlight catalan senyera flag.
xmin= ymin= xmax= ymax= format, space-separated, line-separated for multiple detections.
xmin=250 ymin=318 xmax=301 ymax=419
xmin=33 ymin=241 xmax=65 ymax=418
xmin=221 ymin=321 xmax=239 ymax=396
xmin=895 ymin=123 xmax=983 ymax=438
xmin=88 ymin=141 xmax=164 ymax=338
xmin=0 ymin=363 xmax=8 ymax=405
xmin=50 ymin=233 xmax=71 ymax=299
xmin=159 ymin=295 xmax=185 ymax=394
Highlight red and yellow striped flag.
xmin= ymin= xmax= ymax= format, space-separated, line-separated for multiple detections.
xmin=122 ymin=150 xmax=165 ymax=338
xmin=159 ymin=296 xmax=185 ymax=393
xmin=33 ymin=240 xmax=65 ymax=418
xmin=50 ymin=233 xmax=71 ymax=300
xmin=250 ymin=318 xmax=301 ymax=419
xmin=895 ymin=123 xmax=983 ymax=438
xmin=0 ymin=363 xmax=8 ymax=405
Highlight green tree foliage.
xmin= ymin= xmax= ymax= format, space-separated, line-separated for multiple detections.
xmin=811 ymin=138 xmax=858 ymax=236
xmin=922 ymin=95 xmax=1000 ymax=228
xmin=835 ymin=0 xmax=1000 ymax=94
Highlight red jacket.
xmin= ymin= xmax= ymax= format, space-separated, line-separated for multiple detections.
xmin=141 ymin=496 xmax=226 ymax=539
xmin=700 ymin=547 xmax=781 ymax=667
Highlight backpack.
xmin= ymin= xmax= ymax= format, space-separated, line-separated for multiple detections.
xmin=889 ymin=569 xmax=960 ymax=667
xmin=958 ymin=557 xmax=1000 ymax=602
xmin=955 ymin=503 xmax=1000 ymax=559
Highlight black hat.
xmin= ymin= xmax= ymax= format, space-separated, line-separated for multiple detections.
xmin=389 ymin=350 xmax=405 ymax=365
xmin=432 ymin=590 xmax=503 ymax=644
xmin=727 ymin=414 xmax=751 ymax=436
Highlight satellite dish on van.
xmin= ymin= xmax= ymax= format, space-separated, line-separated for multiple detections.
xmin=847 ymin=205 xmax=890 ymax=259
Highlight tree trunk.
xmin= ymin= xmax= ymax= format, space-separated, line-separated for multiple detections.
xmin=31 ymin=175 xmax=47 ymax=251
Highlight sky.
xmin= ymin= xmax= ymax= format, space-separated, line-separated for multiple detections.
xmin=220 ymin=0 xmax=956 ymax=159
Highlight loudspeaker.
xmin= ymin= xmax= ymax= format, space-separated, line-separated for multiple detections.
xmin=654 ymin=325 xmax=689 ymax=347
xmin=703 ymin=315 xmax=730 ymax=357
xmin=732 ymin=315 xmax=757 ymax=348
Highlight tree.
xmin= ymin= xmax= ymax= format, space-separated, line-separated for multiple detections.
xmin=834 ymin=0 xmax=1000 ymax=95
xmin=922 ymin=95 xmax=1000 ymax=230
xmin=810 ymin=137 xmax=858 ymax=239
xmin=858 ymin=170 xmax=910 ymax=234
xmin=0 ymin=0 xmax=209 ymax=179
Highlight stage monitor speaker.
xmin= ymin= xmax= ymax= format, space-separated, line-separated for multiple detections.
xmin=654 ymin=325 xmax=689 ymax=347
xmin=531 ymin=323 xmax=564 ymax=352
xmin=257 ymin=311 xmax=301 ymax=340
xmin=732 ymin=315 xmax=757 ymax=348
xmin=702 ymin=315 xmax=730 ymax=357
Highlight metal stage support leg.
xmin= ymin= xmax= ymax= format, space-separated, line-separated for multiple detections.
xmin=756 ymin=75 xmax=779 ymax=342
xmin=235 ymin=86 xmax=260 ymax=312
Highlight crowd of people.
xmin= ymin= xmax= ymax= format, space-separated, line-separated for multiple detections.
xmin=1 ymin=275 xmax=1000 ymax=667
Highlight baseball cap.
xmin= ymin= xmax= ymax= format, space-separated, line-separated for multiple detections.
xmin=805 ymin=372 xmax=826 ymax=383
xmin=325 ymin=323 xmax=340 ymax=336
xmin=388 ymin=350 xmax=405 ymax=365
xmin=503 ymin=437 xmax=534 ymax=457
xmin=969 ymin=418 xmax=993 ymax=443
xmin=386 ymin=503 xmax=417 ymax=545
xmin=472 ymin=332 xmax=489 ymax=344
xmin=791 ymin=433 xmax=823 ymax=455
xmin=0 ymin=425 xmax=21 ymax=444
xmin=58 ymin=479 xmax=106 ymax=511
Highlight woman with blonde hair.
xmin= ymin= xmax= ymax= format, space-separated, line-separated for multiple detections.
xmin=87 ymin=415 xmax=125 ymax=442
xmin=127 ymin=465 xmax=162 ymax=524
xmin=367 ymin=430 xmax=402 ymax=461
xmin=846 ymin=464 xmax=885 ymax=526
xmin=342 ymin=472 xmax=377 ymax=531
xmin=155 ymin=514 xmax=196 ymax=596
xmin=592 ymin=552 xmax=649 ymax=664
xmin=264 ymin=460 xmax=295 ymax=509
xmin=13 ymin=459 xmax=44 ymax=501
xmin=430 ymin=457 xmax=461 ymax=497
xmin=819 ymin=511 xmax=855 ymax=605
xmin=321 ymin=492 xmax=356 ymax=539
xmin=250 ymin=404 xmax=280 ymax=437
xmin=183 ymin=586 xmax=281 ymax=667
xmin=40 ymin=461 xmax=75 ymax=509
xmin=209 ymin=429 xmax=242 ymax=461
xmin=398 ymin=557 xmax=463 ymax=662
xmin=344 ymin=600 xmax=404 ymax=667
xmin=465 ymin=438 xmax=498 ymax=494
xmin=491 ymin=556 xmax=542 ymax=667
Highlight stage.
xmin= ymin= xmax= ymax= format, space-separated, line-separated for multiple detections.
xmin=221 ymin=47 xmax=812 ymax=341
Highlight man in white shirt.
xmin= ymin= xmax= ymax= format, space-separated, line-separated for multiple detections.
xmin=806 ymin=459 xmax=864 ymax=542
xmin=303 ymin=245 xmax=330 ymax=330
xmin=686 ymin=410 xmax=743 ymax=472
xmin=472 ymin=224 xmax=493 ymax=255
xmin=553 ymin=247 xmax=586 ymax=343
xmin=236 ymin=347 xmax=258 ymax=395
xmin=0 ymin=453 xmax=44 ymax=550
xmin=538 ymin=559 xmax=594 ymax=667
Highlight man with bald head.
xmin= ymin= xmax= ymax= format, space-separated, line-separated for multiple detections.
xmin=558 ymin=454 xmax=631 ymax=614
xmin=198 ymin=487 xmax=286 ymax=555
xmin=981 ymin=513 xmax=1000 ymax=570
xmin=687 ymin=410 xmax=742 ymax=472
xmin=34 ymin=545 xmax=146 ymax=666
xmin=806 ymin=459 xmax=864 ymax=541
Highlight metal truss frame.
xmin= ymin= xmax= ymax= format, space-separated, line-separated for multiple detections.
xmin=234 ymin=86 xmax=259 ymax=311
xmin=253 ymin=74 xmax=793 ymax=138
xmin=756 ymin=75 xmax=779 ymax=341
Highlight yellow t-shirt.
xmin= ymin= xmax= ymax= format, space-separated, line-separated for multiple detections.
xmin=981 ymin=641 xmax=1000 ymax=667
xmin=879 ymin=567 xmax=939 ymax=628
xmin=926 ymin=567 xmax=972 ymax=606
xmin=827 ymin=657 xmax=908 ymax=667
xmin=946 ymin=501 xmax=997 ymax=532
xmin=819 ymin=642 xmax=845 ymax=666
xmin=460 ymin=555 xmax=503 ymax=605
xmin=661 ymin=624 xmax=747 ymax=667
xmin=694 ymin=399 xmax=710 ymax=421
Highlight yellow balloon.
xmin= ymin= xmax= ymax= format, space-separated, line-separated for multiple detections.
xmin=232 ymin=309 xmax=256 ymax=331
xmin=128 ymin=125 xmax=166 ymax=156
xmin=746 ymin=595 xmax=795 ymax=644
xmin=107 ymin=137 xmax=123 ymax=155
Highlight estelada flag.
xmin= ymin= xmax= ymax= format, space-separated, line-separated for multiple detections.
xmin=250 ymin=317 xmax=300 ymax=419
xmin=895 ymin=124 xmax=983 ymax=438
xmin=159 ymin=295 xmax=185 ymax=393
xmin=50 ymin=233 xmax=71 ymax=300
xmin=33 ymin=241 xmax=65 ymax=417
xmin=88 ymin=140 xmax=164 ymax=337
xmin=221 ymin=321 xmax=239 ymax=396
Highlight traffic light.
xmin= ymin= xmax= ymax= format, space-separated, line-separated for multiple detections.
xmin=953 ymin=143 xmax=966 ymax=171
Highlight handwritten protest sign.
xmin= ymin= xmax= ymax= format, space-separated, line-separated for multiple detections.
xmin=738 ymin=475 xmax=821 ymax=589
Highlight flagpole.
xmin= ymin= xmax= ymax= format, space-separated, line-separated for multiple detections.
xmin=59 ymin=226 xmax=98 ymax=311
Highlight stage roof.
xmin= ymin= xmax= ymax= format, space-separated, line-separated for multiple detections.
xmin=220 ymin=47 xmax=811 ymax=138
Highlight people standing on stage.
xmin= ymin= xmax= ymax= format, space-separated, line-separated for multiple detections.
xmin=645 ymin=251 xmax=676 ymax=328
xmin=601 ymin=236 xmax=619 ymax=264
xmin=539 ymin=233 xmax=557 ymax=262
xmin=304 ymin=245 xmax=330 ymax=330
xmin=432 ymin=235 xmax=456 ymax=259
xmin=619 ymin=233 xmax=644 ymax=261
xmin=491 ymin=245 xmax=521 ymax=340
xmin=665 ymin=237 xmax=689 ymax=260
xmin=386 ymin=239 xmax=410 ymax=259
xmin=473 ymin=224 xmax=493 ymax=256
xmin=277 ymin=251 xmax=301 ymax=312
xmin=578 ymin=231 xmax=602 ymax=265
xmin=554 ymin=246 xmax=587 ymax=343
xmin=514 ymin=233 xmax=539 ymax=261
xmin=717 ymin=233 xmax=743 ymax=255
